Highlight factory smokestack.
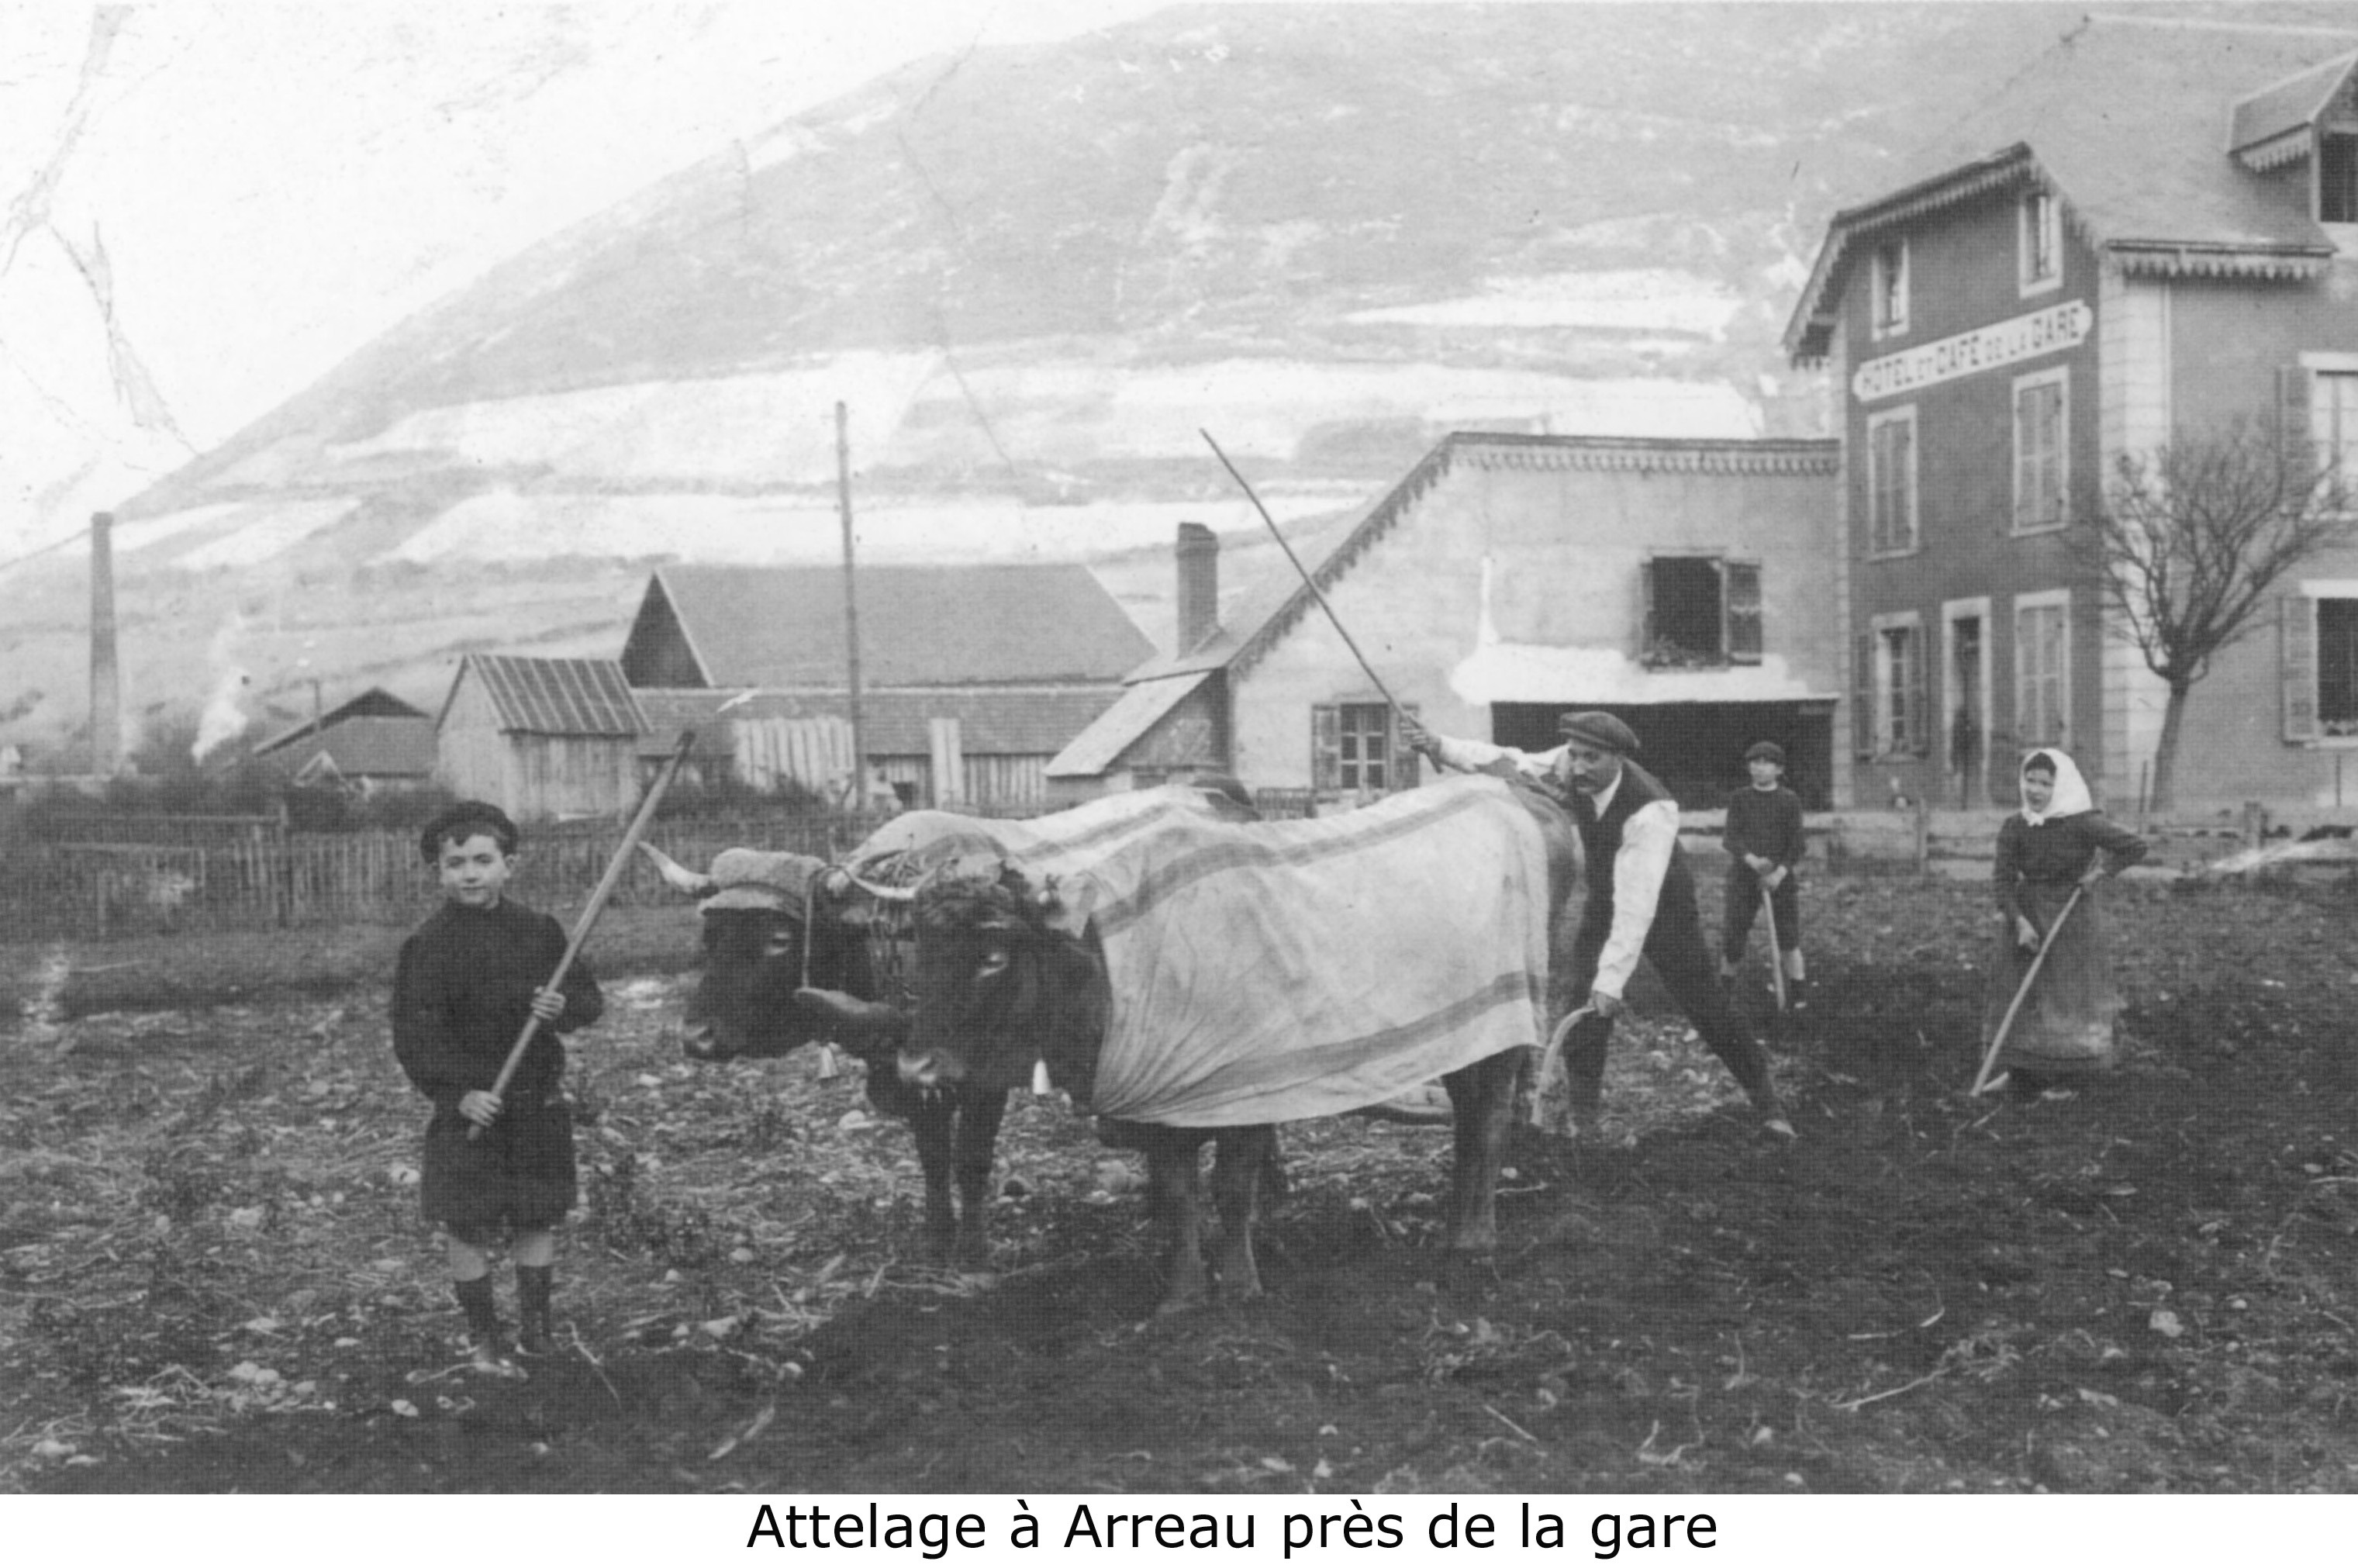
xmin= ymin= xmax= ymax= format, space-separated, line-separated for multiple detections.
xmin=89 ymin=510 xmax=120 ymax=778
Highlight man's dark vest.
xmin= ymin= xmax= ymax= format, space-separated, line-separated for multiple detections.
xmin=1566 ymin=759 xmax=1699 ymax=932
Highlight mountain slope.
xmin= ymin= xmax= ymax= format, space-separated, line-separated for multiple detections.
xmin=31 ymin=2 xmax=2349 ymax=760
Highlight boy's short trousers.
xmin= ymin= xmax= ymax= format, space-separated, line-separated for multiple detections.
xmin=420 ymin=1098 xmax=577 ymax=1242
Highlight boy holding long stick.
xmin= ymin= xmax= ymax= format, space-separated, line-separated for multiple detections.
xmin=393 ymin=802 xmax=603 ymax=1371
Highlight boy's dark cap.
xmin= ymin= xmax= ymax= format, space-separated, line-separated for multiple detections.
xmin=1558 ymin=710 xmax=1639 ymax=755
xmin=419 ymin=800 xmax=520 ymax=863
xmin=1745 ymin=741 xmax=1786 ymax=766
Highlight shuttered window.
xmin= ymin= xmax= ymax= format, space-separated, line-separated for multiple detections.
xmin=2012 ymin=371 xmax=2067 ymax=530
xmin=2311 ymin=369 xmax=2358 ymax=510
xmin=2019 ymin=191 xmax=2060 ymax=292
xmin=2320 ymin=598 xmax=2358 ymax=739
xmin=1868 ymin=409 xmax=1918 ymax=554
xmin=1310 ymin=704 xmax=1341 ymax=791
xmin=1871 ymin=240 xmax=1909 ymax=338
xmin=1311 ymin=703 xmax=1418 ymax=795
xmin=1641 ymin=556 xmax=1763 ymax=665
xmin=1866 ymin=616 xmax=1928 ymax=758
xmin=2284 ymin=593 xmax=2321 ymax=743
xmin=1852 ymin=633 xmax=1876 ymax=761
xmin=1724 ymin=560 xmax=1763 ymax=664
xmin=2014 ymin=596 xmax=2070 ymax=748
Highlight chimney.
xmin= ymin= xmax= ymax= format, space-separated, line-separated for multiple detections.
xmin=1176 ymin=522 xmax=1219 ymax=655
xmin=89 ymin=511 xmax=119 ymax=778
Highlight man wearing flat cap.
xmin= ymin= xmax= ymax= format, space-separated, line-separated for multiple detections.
xmin=1403 ymin=710 xmax=1792 ymax=1138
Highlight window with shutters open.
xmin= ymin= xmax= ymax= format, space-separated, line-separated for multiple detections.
xmin=2019 ymin=190 xmax=2061 ymax=295
xmin=1310 ymin=701 xmax=1419 ymax=796
xmin=1870 ymin=240 xmax=1909 ymax=339
xmin=2284 ymin=590 xmax=2358 ymax=744
xmin=1866 ymin=613 xmax=1929 ymax=758
xmin=2304 ymin=362 xmax=2358 ymax=513
xmin=1641 ymin=556 xmax=1763 ymax=667
xmin=2013 ymin=592 xmax=2071 ymax=748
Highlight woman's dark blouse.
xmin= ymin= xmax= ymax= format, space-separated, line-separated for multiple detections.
xmin=1992 ymin=813 xmax=2149 ymax=924
xmin=392 ymin=900 xmax=602 ymax=1112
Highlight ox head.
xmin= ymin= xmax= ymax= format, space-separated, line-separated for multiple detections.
xmin=644 ymin=843 xmax=883 ymax=1065
xmin=865 ymin=861 xmax=1064 ymax=1094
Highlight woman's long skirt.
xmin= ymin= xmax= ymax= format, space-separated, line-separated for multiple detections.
xmin=1982 ymin=882 xmax=2121 ymax=1079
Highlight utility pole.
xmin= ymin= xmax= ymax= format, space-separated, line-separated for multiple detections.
xmin=835 ymin=401 xmax=868 ymax=809
xmin=89 ymin=510 xmax=119 ymax=779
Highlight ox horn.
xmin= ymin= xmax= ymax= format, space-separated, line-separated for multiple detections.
xmin=639 ymin=841 xmax=717 ymax=898
xmin=840 ymin=870 xmax=919 ymax=903
xmin=837 ymin=859 xmax=957 ymax=904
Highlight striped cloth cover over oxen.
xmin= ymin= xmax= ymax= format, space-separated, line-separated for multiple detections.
xmin=844 ymin=784 xmax=1248 ymax=887
xmin=1047 ymin=775 xmax=1552 ymax=1128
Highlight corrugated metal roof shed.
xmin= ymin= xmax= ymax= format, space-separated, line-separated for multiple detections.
xmin=445 ymin=655 xmax=647 ymax=737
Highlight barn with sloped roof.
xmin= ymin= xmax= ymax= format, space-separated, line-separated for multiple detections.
xmin=436 ymin=654 xmax=648 ymax=820
xmin=618 ymin=564 xmax=1150 ymax=810
xmin=250 ymin=687 xmax=437 ymax=793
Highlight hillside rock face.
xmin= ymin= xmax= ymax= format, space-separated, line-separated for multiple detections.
xmin=14 ymin=2 xmax=2101 ymax=758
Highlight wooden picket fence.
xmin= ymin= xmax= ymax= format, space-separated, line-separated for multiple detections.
xmin=0 ymin=811 xmax=904 ymax=943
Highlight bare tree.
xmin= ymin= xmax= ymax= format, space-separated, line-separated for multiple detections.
xmin=2071 ymin=420 xmax=2345 ymax=812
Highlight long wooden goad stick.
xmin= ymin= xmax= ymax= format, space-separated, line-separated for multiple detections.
xmin=470 ymin=728 xmax=699 ymax=1138
xmin=1201 ymin=429 xmax=1407 ymax=718
xmin=1968 ymin=881 xmax=2087 ymax=1097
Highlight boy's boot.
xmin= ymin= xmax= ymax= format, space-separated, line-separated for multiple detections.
xmin=454 ymin=1276 xmax=518 ymax=1373
xmin=516 ymin=1265 xmax=556 ymax=1357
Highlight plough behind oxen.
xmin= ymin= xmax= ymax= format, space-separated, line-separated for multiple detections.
xmin=800 ymin=775 xmax=1583 ymax=1314
xmin=643 ymin=779 xmax=1265 ymax=1270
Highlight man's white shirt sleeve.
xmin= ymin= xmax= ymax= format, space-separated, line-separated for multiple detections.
xmin=1428 ymin=734 xmax=1560 ymax=785
xmin=1592 ymin=799 xmax=1677 ymax=1000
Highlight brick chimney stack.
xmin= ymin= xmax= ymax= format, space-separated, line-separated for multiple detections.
xmin=1176 ymin=522 xmax=1219 ymax=655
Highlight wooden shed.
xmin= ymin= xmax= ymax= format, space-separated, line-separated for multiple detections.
xmin=435 ymin=655 xmax=647 ymax=820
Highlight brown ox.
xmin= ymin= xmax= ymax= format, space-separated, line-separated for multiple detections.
xmin=801 ymin=777 xmax=1582 ymax=1314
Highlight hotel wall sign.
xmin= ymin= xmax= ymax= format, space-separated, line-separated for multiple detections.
xmin=1852 ymin=299 xmax=2091 ymax=402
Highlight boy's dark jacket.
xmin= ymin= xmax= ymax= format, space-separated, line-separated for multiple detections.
xmin=392 ymin=899 xmax=602 ymax=1113
xmin=1723 ymin=784 xmax=1805 ymax=872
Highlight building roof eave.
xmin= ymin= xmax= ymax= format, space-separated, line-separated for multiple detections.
xmin=1783 ymin=146 xmax=2036 ymax=364
xmin=2105 ymin=238 xmax=2336 ymax=278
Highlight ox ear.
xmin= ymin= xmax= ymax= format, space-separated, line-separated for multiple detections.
xmin=640 ymin=842 xmax=717 ymax=899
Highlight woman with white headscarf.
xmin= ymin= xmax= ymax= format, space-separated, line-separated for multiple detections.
xmin=1982 ymin=748 xmax=2148 ymax=1094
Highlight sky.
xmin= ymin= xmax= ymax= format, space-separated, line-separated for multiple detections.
xmin=0 ymin=0 xmax=1172 ymax=559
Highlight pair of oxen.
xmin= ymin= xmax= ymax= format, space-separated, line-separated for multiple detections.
xmin=647 ymin=775 xmax=1583 ymax=1314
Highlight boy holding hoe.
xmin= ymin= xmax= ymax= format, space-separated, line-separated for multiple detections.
xmin=1720 ymin=741 xmax=1807 ymax=1014
xmin=393 ymin=801 xmax=603 ymax=1373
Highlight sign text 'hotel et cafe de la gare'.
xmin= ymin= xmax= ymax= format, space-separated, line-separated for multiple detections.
xmin=1852 ymin=299 xmax=2093 ymax=402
